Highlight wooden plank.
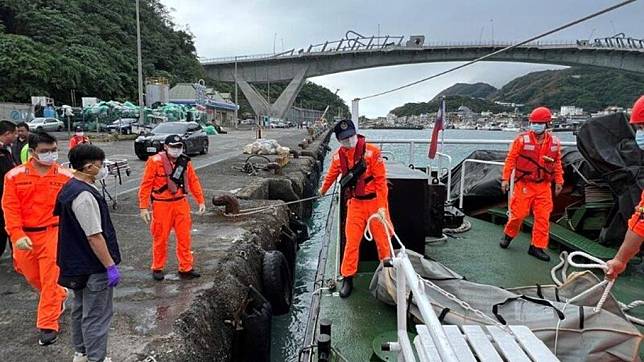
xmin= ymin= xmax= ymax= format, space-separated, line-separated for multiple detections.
xmin=462 ymin=325 xmax=503 ymax=362
xmin=415 ymin=325 xmax=441 ymax=361
xmin=510 ymin=325 xmax=559 ymax=362
xmin=443 ymin=325 xmax=476 ymax=362
xmin=487 ymin=326 xmax=531 ymax=362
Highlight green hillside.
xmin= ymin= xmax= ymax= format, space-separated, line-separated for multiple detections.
xmin=0 ymin=0 xmax=347 ymax=116
xmin=492 ymin=67 xmax=644 ymax=111
xmin=391 ymin=95 xmax=511 ymax=116
xmin=0 ymin=0 xmax=204 ymax=104
xmin=437 ymin=82 xmax=498 ymax=99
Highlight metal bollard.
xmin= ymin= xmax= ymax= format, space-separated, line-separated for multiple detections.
xmin=317 ymin=334 xmax=331 ymax=362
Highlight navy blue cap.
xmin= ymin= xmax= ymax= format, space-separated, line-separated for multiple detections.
xmin=333 ymin=120 xmax=356 ymax=140
xmin=164 ymin=134 xmax=183 ymax=146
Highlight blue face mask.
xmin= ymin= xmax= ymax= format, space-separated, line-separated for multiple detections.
xmin=529 ymin=123 xmax=546 ymax=134
xmin=635 ymin=130 xmax=644 ymax=150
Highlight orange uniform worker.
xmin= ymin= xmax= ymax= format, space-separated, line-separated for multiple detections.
xmin=499 ymin=107 xmax=564 ymax=262
xmin=2 ymin=132 xmax=72 ymax=345
xmin=319 ymin=120 xmax=391 ymax=298
xmin=69 ymin=126 xmax=90 ymax=150
xmin=138 ymin=134 xmax=206 ymax=281
xmin=606 ymin=95 xmax=644 ymax=279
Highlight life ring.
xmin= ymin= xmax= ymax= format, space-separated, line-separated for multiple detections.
xmin=262 ymin=250 xmax=292 ymax=315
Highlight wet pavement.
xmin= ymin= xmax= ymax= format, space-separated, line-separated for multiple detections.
xmin=0 ymin=127 xmax=328 ymax=361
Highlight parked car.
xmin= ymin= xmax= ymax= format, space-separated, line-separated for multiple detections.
xmin=28 ymin=117 xmax=64 ymax=132
xmin=105 ymin=118 xmax=138 ymax=134
xmin=134 ymin=122 xmax=209 ymax=161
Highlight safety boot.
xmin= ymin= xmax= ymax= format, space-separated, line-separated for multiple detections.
xmin=499 ymin=234 xmax=513 ymax=249
xmin=339 ymin=276 xmax=353 ymax=298
xmin=528 ymin=245 xmax=551 ymax=262
xmin=179 ymin=269 xmax=201 ymax=279
xmin=38 ymin=329 xmax=58 ymax=346
xmin=152 ymin=270 xmax=165 ymax=281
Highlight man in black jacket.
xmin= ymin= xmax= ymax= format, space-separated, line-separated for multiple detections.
xmin=11 ymin=122 xmax=29 ymax=164
xmin=0 ymin=120 xmax=17 ymax=258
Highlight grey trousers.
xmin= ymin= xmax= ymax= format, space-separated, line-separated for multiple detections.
xmin=71 ymin=272 xmax=113 ymax=362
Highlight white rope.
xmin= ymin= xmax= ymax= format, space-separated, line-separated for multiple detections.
xmin=550 ymin=251 xmax=644 ymax=325
xmin=553 ymin=299 xmax=572 ymax=356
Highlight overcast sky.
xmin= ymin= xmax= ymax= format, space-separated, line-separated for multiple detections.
xmin=159 ymin=0 xmax=643 ymax=117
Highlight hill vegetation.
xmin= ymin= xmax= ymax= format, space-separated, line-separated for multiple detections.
xmin=0 ymin=0 xmax=204 ymax=104
xmin=0 ymin=0 xmax=347 ymax=117
xmin=492 ymin=67 xmax=644 ymax=112
xmin=391 ymin=95 xmax=510 ymax=116
xmin=391 ymin=66 xmax=644 ymax=116
xmin=437 ymin=82 xmax=498 ymax=99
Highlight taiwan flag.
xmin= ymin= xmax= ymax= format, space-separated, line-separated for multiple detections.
xmin=428 ymin=98 xmax=446 ymax=159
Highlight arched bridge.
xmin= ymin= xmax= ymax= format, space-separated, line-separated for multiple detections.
xmin=202 ymin=32 xmax=644 ymax=119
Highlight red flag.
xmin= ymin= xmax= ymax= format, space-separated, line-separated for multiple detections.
xmin=428 ymin=98 xmax=445 ymax=159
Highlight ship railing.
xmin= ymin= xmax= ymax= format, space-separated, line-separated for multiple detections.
xmin=391 ymin=250 xmax=460 ymax=361
xmin=372 ymin=138 xmax=575 ymax=208
xmin=367 ymin=212 xmax=459 ymax=361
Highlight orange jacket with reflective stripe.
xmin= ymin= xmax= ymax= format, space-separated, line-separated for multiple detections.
xmin=628 ymin=191 xmax=644 ymax=237
xmin=138 ymin=153 xmax=205 ymax=209
xmin=2 ymin=160 xmax=73 ymax=240
xmin=502 ymin=131 xmax=564 ymax=184
xmin=320 ymin=142 xmax=388 ymax=207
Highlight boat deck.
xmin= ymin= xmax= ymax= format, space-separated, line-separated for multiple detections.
xmin=314 ymin=216 xmax=643 ymax=361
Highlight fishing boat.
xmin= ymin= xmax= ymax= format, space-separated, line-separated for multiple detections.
xmin=298 ymin=112 xmax=643 ymax=361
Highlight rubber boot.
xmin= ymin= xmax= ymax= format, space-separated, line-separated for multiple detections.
xmin=152 ymin=270 xmax=165 ymax=281
xmin=499 ymin=234 xmax=513 ymax=249
xmin=528 ymin=245 xmax=551 ymax=262
xmin=179 ymin=269 xmax=201 ymax=279
xmin=340 ymin=276 xmax=353 ymax=298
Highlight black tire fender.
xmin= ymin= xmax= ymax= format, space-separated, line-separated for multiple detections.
xmin=278 ymin=227 xmax=298 ymax=278
xmin=262 ymin=250 xmax=292 ymax=315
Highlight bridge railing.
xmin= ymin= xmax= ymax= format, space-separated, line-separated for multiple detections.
xmin=201 ymin=39 xmax=644 ymax=65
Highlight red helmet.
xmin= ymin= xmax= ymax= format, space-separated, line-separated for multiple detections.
xmin=529 ymin=107 xmax=552 ymax=123
xmin=629 ymin=95 xmax=644 ymax=124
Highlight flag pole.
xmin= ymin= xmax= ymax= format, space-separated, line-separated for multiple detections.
xmin=438 ymin=96 xmax=446 ymax=177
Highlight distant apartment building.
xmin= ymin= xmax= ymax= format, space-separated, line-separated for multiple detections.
xmin=560 ymin=106 xmax=584 ymax=116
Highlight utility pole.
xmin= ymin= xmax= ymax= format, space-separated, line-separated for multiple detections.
xmin=234 ymin=56 xmax=238 ymax=128
xmin=136 ymin=0 xmax=145 ymax=127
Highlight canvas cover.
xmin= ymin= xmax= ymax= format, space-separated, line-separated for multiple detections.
xmin=370 ymin=250 xmax=642 ymax=361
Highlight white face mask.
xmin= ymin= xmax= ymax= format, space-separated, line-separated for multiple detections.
xmin=339 ymin=135 xmax=358 ymax=148
xmin=95 ymin=166 xmax=109 ymax=181
xmin=167 ymin=148 xmax=183 ymax=158
xmin=76 ymin=132 xmax=84 ymax=137
xmin=36 ymin=151 xmax=58 ymax=165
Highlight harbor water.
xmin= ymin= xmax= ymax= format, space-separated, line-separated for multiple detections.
xmin=271 ymin=129 xmax=576 ymax=361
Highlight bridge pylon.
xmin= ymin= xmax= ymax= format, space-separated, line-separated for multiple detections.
xmin=236 ymin=65 xmax=309 ymax=120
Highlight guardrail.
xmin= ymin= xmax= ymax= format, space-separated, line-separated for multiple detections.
xmin=200 ymin=40 xmax=643 ymax=65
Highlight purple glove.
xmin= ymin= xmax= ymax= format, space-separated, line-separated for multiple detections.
xmin=106 ymin=265 xmax=120 ymax=287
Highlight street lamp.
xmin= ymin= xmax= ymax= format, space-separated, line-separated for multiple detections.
xmin=136 ymin=0 xmax=144 ymax=127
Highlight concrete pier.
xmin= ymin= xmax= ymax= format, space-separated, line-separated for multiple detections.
xmin=0 ymin=127 xmax=331 ymax=361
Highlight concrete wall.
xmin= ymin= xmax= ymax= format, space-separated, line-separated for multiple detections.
xmin=0 ymin=102 xmax=33 ymax=122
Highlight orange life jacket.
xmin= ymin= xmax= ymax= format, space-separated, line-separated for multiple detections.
xmin=338 ymin=135 xmax=374 ymax=199
xmin=515 ymin=132 xmax=560 ymax=183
